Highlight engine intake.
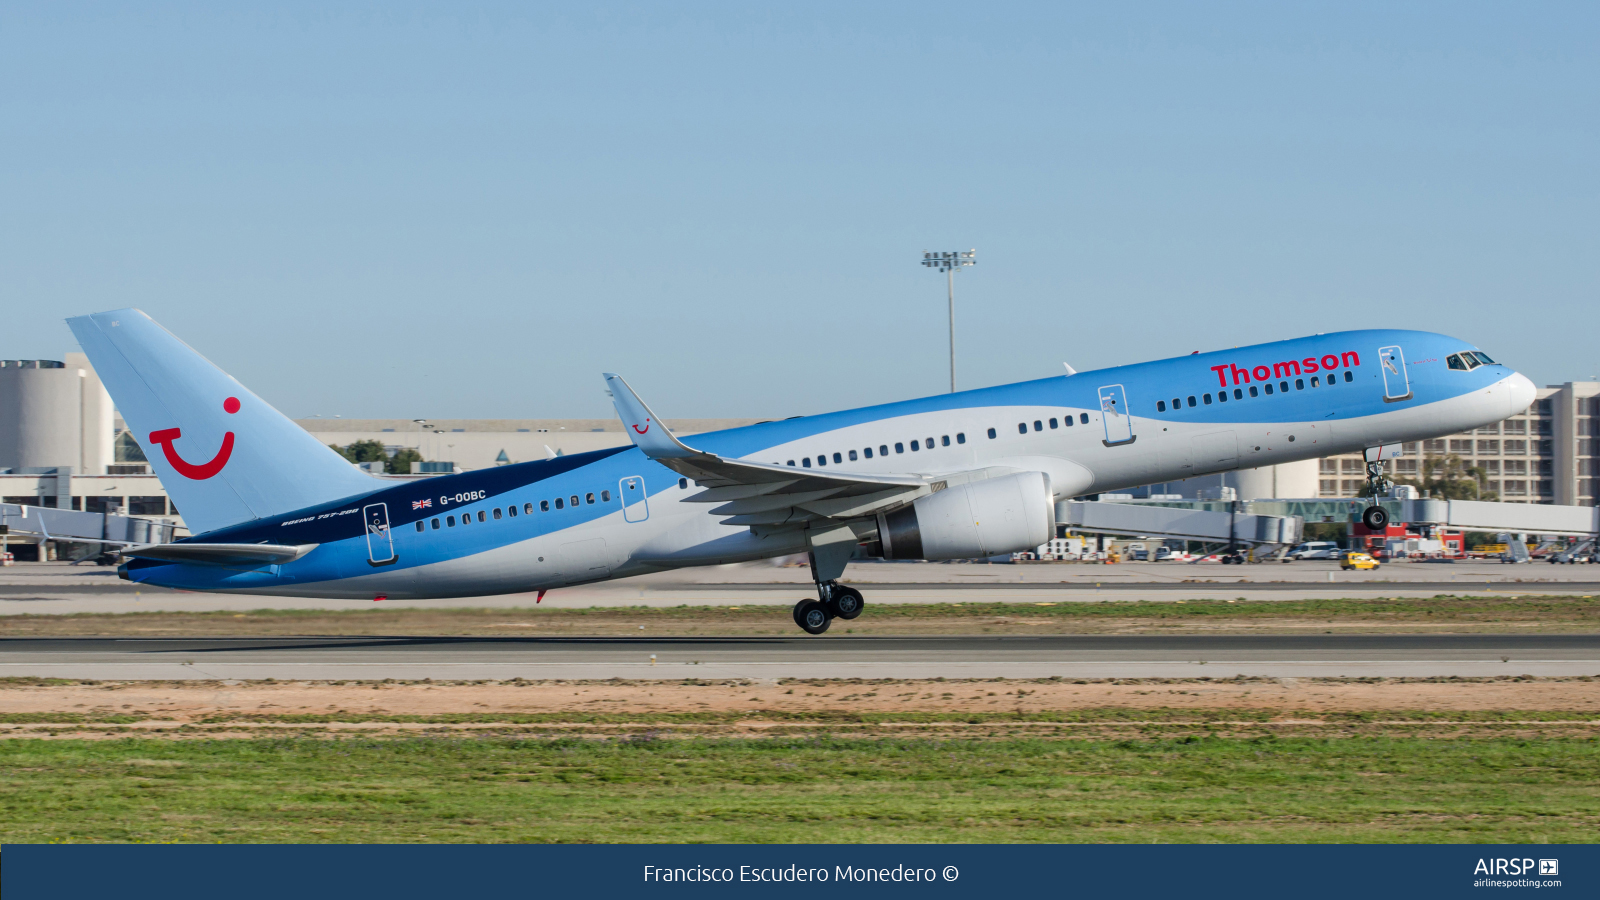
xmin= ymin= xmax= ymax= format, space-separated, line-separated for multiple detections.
xmin=875 ymin=471 xmax=1054 ymax=560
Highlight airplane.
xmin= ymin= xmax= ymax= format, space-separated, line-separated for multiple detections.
xmin=63 ymin=309 xmax=1535 ymax=634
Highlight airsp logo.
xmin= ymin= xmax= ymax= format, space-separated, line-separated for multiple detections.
xmin=1474 ymin=858 xmax=1553 ymax=876
xmin=1539 ymin=860 xmax=1559 ymax=877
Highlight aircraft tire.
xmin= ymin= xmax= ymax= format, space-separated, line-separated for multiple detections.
xmin=794 ymin=599 xmax=832 ymax=635
xmin=1361 ymin=506 xmax=1389 ymax=531
xmin=828 ymin=585 xmax=865 ymax=620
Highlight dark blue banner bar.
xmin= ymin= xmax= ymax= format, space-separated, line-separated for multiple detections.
xmin=3 ymin=844 xmax=1593 ymax=900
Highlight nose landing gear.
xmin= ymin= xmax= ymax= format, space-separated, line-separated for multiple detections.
xmin=1361 ymin=459 xmax=1391 ymax=531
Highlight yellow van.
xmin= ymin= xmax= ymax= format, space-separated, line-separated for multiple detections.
xmin=1340 ymin=552 xmax=1380 ymax=571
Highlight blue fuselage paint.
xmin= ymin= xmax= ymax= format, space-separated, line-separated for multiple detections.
xmin=124 ymin=329 xmax=1530 ymax=599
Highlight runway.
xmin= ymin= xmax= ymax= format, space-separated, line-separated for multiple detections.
xmin=6 ymin=633 xmax=1598 ymax=681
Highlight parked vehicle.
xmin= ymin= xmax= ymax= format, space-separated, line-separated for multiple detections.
xmin=1284 ymin=541 xmax=1340 ymax=561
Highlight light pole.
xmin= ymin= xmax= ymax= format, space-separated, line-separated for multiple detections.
xmin=922 ymin=249 xmax=976 ymax=392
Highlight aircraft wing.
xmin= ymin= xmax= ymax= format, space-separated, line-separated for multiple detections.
xmin=604 ymin=373 xmax=932 ymax=525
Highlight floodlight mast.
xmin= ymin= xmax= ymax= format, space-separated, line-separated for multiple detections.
xmin=921 ymin=249 xmax=976 ymax=393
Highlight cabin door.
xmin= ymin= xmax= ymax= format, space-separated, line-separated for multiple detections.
xmin=620 ymin=476 xmax=650 ymax=523
xmin=1098 ymin=384 xmax=1135 ymax=446
xmin=363 ymin=503 xmax=397 ymax=566
xmin=1378 ymin=345 xmax=1413 ymax=402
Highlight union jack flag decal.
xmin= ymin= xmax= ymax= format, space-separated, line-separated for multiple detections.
xmin=412 ymin=499 xmax=432 ymax=510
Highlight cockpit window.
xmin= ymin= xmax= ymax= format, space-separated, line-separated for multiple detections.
xmin=1447 ymin=353 xmax=1468 ymax=371
xmin=1472 ymin=351 xmax=1496 ymax=366
xmin=1447 ymin=352 xmax=1481 ymax=371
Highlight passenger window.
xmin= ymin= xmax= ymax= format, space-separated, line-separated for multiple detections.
xmin=679 ymin=478 xmax=688 ymax=488
xmin=910 ymin=440 xmax=920 ymax=451
xmin=1216 ymin=391 xmax=1227 ymax=403
xmin=957 ymin=433 xmax=966 ymax=443
xmin=475 ymin=510 xmax=485 ymax=522
xmin=926 ymin=436 xmax=934 ymax=448
xmin=554 ymin=497 xmax=564 ymax=509
xmin=1203 ymin=393 xmax=1212 ymax=405
xmin=447 ymin=515 xmax=456 ymax=526
xmin=1249 ymin=386 xmax=1259 ymax=397
xmin=1343 ymin=371 xmax=1353 ymax=382
xmin=849 ymin=450 xmax=858 ymax=461
xmin=1063 ymin=416 xmax=1073 ymax=427
xmin=508 ymin=505 xmax=517 ymax=517
xmin=493 ymin=508 xmax=502 ymax=520
xmin=431 ymin=517 xmax=440 ymax=529
xmin=585 ymin=493 xmax=594 ymax=504
xmin=1186 ymin=396 xmax=1196 ymax=407
xmin=1017 ymin=423 xmax=1027 ymax=434
xmin=1033 ymin=420 xmax=1042 ymax=431
xmin=415 ymin=521 xmax=424 ymax=532
xmin=570 ymin=495 xmax=579 ymax=507
xmin=460 ymin=513 xmax=470 ymax=525
xmin=817 ymin=455 xmax=826 ymax=466
xmin=895 ymin=442 xmax=905 ymax=453
xmin=833 ymin=452 xmax=842 ymax=463
xmin=1079 ymin=413 xmax=1089 ymax=424
xmin=1172 ymin=397 xmax=1181 ymax=409
xmin=1047 ymin=419 xmax=1057 ymax=430
xmin=942 ymin=435 xmax=951 ymax=445
xmin=1264 ymin=383 xmax=1274 ymax=395
xmin=1310 ymin=376 xmax=1320 ymax=387
xmin=523 ymin=502 xmax=533 ymax=514
xmin=1233 ymin=388 xmax=1243 ymax=400
xmin=601 ymin=490 xmax=611 ymax=501
xmin=541 ymin=500 xmax=550 ymax=512
xmin=1279 ymin=381 xmax=1289 ymax=392
xmin=987 ymin=428 xmax=997 ymax=439
xmin=1295 ymin=378 xmax=1305 ymax=390
xmin=879 ymin=444 xmax=889 ymax=455
xmin=802 ymin=458 xmax=811 ymax=467
xmin=864 ymin=447 xmax=873 ymax=458
xmin=787 ymin=460 xmax=795 ymax=466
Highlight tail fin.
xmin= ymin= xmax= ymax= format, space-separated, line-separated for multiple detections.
xmin=67 ymin=309 xmax=377 ymax=534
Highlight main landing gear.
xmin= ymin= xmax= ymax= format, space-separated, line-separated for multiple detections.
xmin=1361 ymin=458 xmax=1391 ymax=531
xmin=792 ymin=581 xmax=865 ymax=635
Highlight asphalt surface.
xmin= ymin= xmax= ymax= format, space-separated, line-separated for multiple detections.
xmin=6 ymin=634 xmax=1597 ymax=681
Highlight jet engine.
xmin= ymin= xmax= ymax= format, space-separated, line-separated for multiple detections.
xmin=873 ymin=471 xmax=1054 ymax=560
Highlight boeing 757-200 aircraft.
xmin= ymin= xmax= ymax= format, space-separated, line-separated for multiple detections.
xmin=64 ymin=309 xmax=1534 ymax=634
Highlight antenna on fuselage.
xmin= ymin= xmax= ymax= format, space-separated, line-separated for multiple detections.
xmin=1062 ymin=363 xmax=1077 ymax=376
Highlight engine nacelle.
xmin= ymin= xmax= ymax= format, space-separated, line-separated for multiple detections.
xmin=874 ymin=471 xmax=1054 ymax=560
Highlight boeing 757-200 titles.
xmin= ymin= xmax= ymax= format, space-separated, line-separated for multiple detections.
xmin=63 ymin=310 xmax=1534 ymax=634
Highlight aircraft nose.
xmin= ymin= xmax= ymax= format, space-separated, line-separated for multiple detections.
xmin=1507 ymin=371 xmax=1537 ymax=414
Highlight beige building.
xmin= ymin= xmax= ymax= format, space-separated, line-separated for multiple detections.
xmin=1316 ymin=382 xmax=1600 ymax=507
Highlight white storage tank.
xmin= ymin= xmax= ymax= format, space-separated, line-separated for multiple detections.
xmin=0 ymin=354 xmax=114 ymax=473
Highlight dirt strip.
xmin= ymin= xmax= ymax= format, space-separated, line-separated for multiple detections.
xmin=4 ymin=676 xmax=1598 ymax=721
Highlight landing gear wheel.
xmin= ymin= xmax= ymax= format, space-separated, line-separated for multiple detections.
xmin=827 ymin=585 xmax=865 ymax=620
xmin=1361 ymin=506 xmax=1389 ymax=531
xmin=793 ymin=599 xmax=832 ymax=635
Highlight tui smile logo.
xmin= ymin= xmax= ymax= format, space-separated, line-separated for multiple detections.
xmin=148 ymin=397 xmax=240 ymax=480
xmin=633 ymin=417 xmax=651 ymax=435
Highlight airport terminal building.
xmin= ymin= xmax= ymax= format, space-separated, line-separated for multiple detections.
xmin=3 ymin=354 xmax=1596 ymax=539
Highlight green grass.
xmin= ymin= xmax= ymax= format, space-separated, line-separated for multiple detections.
xmin=5 ymin=593 xmax=1598 ymax=636
xmin=4 ymin=734 xmax=1597 ymax=843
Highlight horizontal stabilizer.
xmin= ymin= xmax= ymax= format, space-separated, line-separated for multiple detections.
xmin=123 ymin=543 xmax=318 ymax=566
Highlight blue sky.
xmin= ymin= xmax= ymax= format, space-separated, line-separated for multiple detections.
xmin=3 ymin=2 xmax=1595 ymax=419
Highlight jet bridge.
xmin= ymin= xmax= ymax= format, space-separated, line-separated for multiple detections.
xmin=1055 ymin=500 xmax=1302 ymax=549
xmin=0 ymin=503 xmax=179 ymax=559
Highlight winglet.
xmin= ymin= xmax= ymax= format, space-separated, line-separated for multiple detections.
xmin=603 ymin=373 xmax=697 ymax=459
